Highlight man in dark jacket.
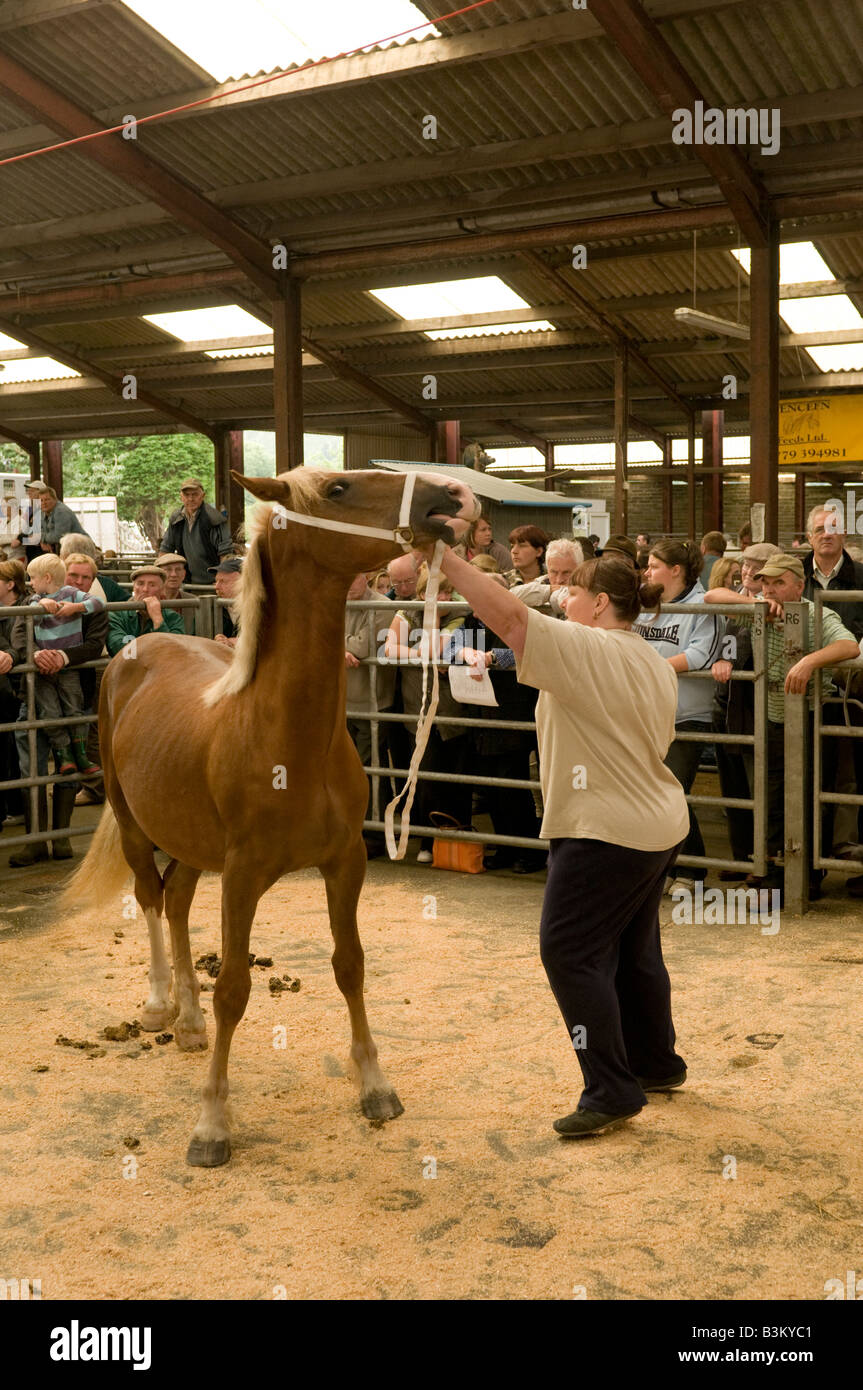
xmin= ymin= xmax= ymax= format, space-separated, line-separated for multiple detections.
xmin=159 ymin=478 xmax=233 ymax=584
xmin=211 ymin=556 xmax=242 ymax=645
xmin=803 ymin=505 xmax=863 ymax=639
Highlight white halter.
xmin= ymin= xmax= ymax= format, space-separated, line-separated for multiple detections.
xmin=273 ymin=469 xmax=421 ymax=552
xmin=272 ymin=470 xmax=447 ymax=861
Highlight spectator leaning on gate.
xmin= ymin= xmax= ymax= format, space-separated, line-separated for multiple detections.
xmin=62 ymin=553 xmax=110 ymax=808
xmin=802 ymin=504 xmax=863 ymax=638
xmin=705 ymin=554 xmax=859 ymax=900
xmin=452 ymin=515 xmax=512 ymax=572
xmin=156 ymin=551 xmax=196 ymax=634
xmin=21 ymin=553 xmax=104 ymax=777
xmin=801 ymin=503 xmax=863 ymax=864
xmin=504 ymin=525 xmax=548 ymax=587
xmin=699 ymin=530 xmax=727 ymax=587
xmin=23 ymin=480 xmax=90 ymax=556
xmin=510 ymin=538 xmax=584 ymax=618
xmin=107 ymin=565 xmax=185 ymax=656
xmin=211 ymin=556 xmax=243 ymax=647
xmin=159 ymin=478 xmax=233 ymax=585
xmin=0 ymin=559 xmax=28 ymax=825
xmin=58 ymin=533 xmax=128 ymax=604
xmin=635 ymin=539 xmax=726 ymax=897
xmin=710 ymin=542 xmax=781 ymax=874
xmin=9 ymin=556 xmax=109 ymax=867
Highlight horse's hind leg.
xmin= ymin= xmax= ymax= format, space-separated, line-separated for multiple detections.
xmin=113 ymin=814 xmax=175 ymax=1032
xmin=321 ymin=839 xmax=404 ymax=1123
xmin=163 ymin=860 xmax=206 ymax=1052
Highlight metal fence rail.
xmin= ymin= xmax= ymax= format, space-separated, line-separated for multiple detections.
xmin=810 ymin=592 xmax=863 ymax=898
xmin=346 ymin=597 xmax=771 ymax=875
xmin=0 ymin=595 xmax=217 ymax=852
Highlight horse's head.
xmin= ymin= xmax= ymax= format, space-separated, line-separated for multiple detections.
xmin=236 ymin=467 xmax=479 ymax=573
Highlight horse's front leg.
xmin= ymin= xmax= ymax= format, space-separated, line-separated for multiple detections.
xmin=186 ymin=860 xmax=261 ymax=1166
xmin=321 ymin=837 xmax=404 ymax=1123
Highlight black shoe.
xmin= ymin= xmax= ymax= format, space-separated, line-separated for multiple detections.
xmin=553 ymin=1105 xmax=642 ymax=1137
xmin=363 ymin=838 xmax=387 ymax=860
xmin=9 ymin=842 xmax=50 ymax=868
xmin=635 ymin=1070 xmax=687 ymax=1093
xmin=719 ymin=869 xmax=747 ymax=882
xmin=483 ymin=850 xmax=514 ymax=871
xmin=512 ymin=854 xmax=546 ymax=874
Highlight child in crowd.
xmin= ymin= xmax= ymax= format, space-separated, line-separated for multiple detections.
xmin=26 ymin=553 xmax=104 ymax=777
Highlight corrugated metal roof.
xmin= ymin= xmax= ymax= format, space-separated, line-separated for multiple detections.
xmin=0 ymin=0 xmax=858 ymax=442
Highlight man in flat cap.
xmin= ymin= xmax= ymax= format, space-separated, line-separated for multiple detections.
xmin=156 ymin=551 xmax=196 ymax=634
xmin=706 ymin=553 xmax=859 ymax=898
xmin=210 ymin=556 xmax=243 ymax=647
xmin=107 ymin=565 xmax=185 ymax=656
xmin=23 ymin=479 xmax=90 ymax=560
xmin=158 ymin=478 xmax=233 ymax=585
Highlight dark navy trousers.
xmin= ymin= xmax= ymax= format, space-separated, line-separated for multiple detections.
xmin=539 ymin=836 xmax=686 ymax=1114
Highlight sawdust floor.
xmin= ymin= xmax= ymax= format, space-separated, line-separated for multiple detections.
xmin=1 ymin=802 xmax=862 ymax=1301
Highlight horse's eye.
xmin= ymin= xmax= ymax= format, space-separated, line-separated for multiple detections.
xmin=328 ymin=484 xmax=346 ymax=498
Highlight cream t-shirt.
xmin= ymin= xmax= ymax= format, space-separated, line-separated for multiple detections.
xmin=517 ymin=608 xmax=690 ymax=851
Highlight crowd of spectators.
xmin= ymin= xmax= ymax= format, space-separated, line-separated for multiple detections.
xmin=0 ymin=479 xmax=244 ymax=867
xmin=3 ymin=469 xmax=861 ymax=905
xmin=345 ymin=506 xmax=863 ymax=900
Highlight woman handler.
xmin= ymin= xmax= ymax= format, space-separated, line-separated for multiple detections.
xmin=422 ymin=545 xmax=690 ymax=1138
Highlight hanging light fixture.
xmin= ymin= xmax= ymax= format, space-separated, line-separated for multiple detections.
xmin=673 ymin=306 xmax=750 ymax=338
xmin=673 ymin=229 xmax=749 ymax=338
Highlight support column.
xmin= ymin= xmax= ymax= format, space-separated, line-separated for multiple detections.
xmin=215 ymin=429 xmax=245 ymax=542
xmin=686 ymin=412 xmax=696 ymax=540
xmin=613 ymin=345 xmax=629 ymax=534
xmin=749 ymin=216 xmax=780 ymax=541
xmin=27 ymin=445 xmax=40 ymax=480
xmin=662 ymin=436 xmax=673 ymax=533
xmin=543 ymin=441 xmax=555 ymax=493
xmin=41 ymin=439 xmax=63 ymax=499
xmin=435 ymin=420 xmax=461 ymax=469
xmin=273 ymin=274 xmax=303 ymax=471
xmin=701 ymin=408 xmax=724 ymax=533
xmin=794 ymin=470 xmax=807 ymax=539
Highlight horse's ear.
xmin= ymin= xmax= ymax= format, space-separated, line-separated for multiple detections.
xmin=234 ymin=473 xmax=289 ymax=503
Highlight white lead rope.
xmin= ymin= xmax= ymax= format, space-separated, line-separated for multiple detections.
xmin=270 ymin=471 xmax=452 ymax=860
xmin=383 ymin=537 xmax=446 ymax=861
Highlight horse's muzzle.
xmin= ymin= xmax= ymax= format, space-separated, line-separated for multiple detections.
xmin=414 ymin=473 xmax=480 ymax=540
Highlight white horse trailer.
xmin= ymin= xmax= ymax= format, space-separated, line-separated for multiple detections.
xmin=64 ymin=496 xmax=119 ymax=551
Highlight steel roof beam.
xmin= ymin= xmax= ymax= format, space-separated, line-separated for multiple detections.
xmin=0 ymin=50 xmax=280 ymax=298
xmin=589 ymin=0 xmax=769 ymax=247
xmin=0 ymin=315 xmax=216 ymax=438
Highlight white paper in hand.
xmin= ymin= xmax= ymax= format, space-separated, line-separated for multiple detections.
xmin=449 ymin=663 xmax=499 ymax=706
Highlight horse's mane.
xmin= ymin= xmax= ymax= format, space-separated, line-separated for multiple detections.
xmin=202 ymin=469 xmax=327 ymax=707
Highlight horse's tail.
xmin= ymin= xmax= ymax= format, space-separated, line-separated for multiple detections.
xmin=59 ymin=803 xmax=132 ymax=911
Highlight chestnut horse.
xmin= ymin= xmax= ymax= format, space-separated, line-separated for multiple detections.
xmin=64 ymin=467 xmax=476 ymax=1166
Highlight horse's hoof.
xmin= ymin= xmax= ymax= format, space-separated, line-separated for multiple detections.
xmin=361 ymin=1089 xmax=405 ymax=1123
xmin=186 ymin=1136 xmax=231 ymax=1167
xmin=174 ymin=1028 xmax=208 ymax=1053
xmin=140 ymin=1005 xmax=177 ymax=1032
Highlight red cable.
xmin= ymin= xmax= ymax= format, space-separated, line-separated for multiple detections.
xmin=0 ymin=0 xmax=502 ymax=169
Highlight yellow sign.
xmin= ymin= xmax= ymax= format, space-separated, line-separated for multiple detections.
xmin=779 ymin=394 xmax=863 ymax=466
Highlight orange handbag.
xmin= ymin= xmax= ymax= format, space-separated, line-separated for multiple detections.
xmin=429 ymin=812 xmax=486 ymax=874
